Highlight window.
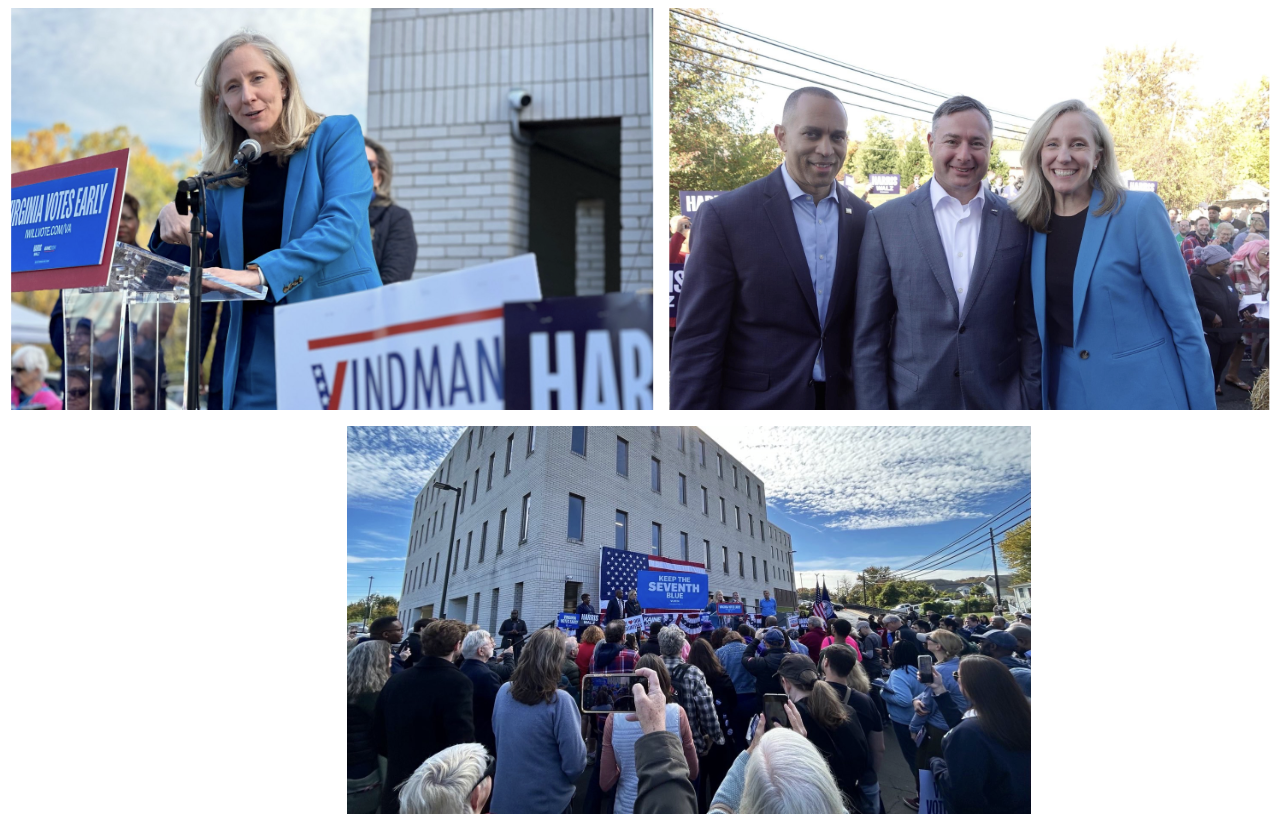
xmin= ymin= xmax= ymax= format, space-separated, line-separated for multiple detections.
xmin=479 ymin=521 xmax=488 ymax=563
xmin=699 ymin=439 xmax=706 ymax=466
xmin=651 ymin=522 xmax=662 ymax=553
xmin=464 ymin=531 xmax=472 ymax=569
xmin=514 ymin=582 xmax=523 ymax=615
xmin=701 ymin=486 xmax=709 ymax=515
xmin=615 ymin=510 xmax=628 ymax=550
xmin=489 ymin=589 xmax=499 ymax=635
xmin=447 ymin=457 xmax=452 ymax=483
xmin=616 ymin=437 xmax=628 ymax=476
xmin=749 ymin=513 xmax=753 ymax=537
xmin=722 ymin=546 xmax=729 ymax=573
xmin=497 ymin=509 xmax=507 ymax=554
xmin=758 ymin=485 xmax=763 ymax=506
xmin=487 ymin=453 xmax=495 ymax=489
xmin=738 ymin=552 xmax=744 ymax=577
xmin=453 ymin=539 xmax=461 ymax=573
xmin=752 ymin=556 xmax=758 ymax=580
xmin=527 ymin=426 xmax=536 ymax=454
xmin=568 ymin=494 xmax=585 ymax=541
xmin=735 ymin=506 xmax=741 ymax=530
xmin=466 ymin=430 xmax=473 ymax=460
xmin=678 ymin=473 xmax=687 ymax=505
xmin=505 ymin=434 xmax=514 ymax=475
xmin=472 ymin=469 xmax=479 ymax=503
xmin=651 ymin=457 xmax=661 ymax=492
xmin=434 ymin=552 xmax=440 ymax=581
xmin=733 ymin=465 xmax=738 ymax=489
xmin=764 ymin=562 xmax=769 ymax=582
xmin=519 ymin=493 xmax=531 ymax=542
xmin=717 ymin=453 xmax=723 ymax=477
xmin=720 ymin=497 xmax=726 ymax=523
xmin=680 ymin=532 xmax=689 ymax=561
xmin=677 ymin=428 xmax=685 ymax=452
xmin=571 ymin=426 xmax=587 ymax=456
xmin=460 ymin=481 xmax=467 ymax=513
xmin=478 ymin=427 xmax=484 ymax=448
xmin=704 ymin=539 xmax=711 ymax=566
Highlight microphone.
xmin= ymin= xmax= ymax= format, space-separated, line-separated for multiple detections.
xmin=232 ymin=139 xmax=262 ymax=166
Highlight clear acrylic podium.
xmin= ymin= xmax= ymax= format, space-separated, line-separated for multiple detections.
xmin=60 ymin=242 xmax=266 ymax=410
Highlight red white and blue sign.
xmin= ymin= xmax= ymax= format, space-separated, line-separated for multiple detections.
xmin=11 ymin=149 xmax=129 ymax=291
xmin=601 ymin=546 xmax=707 ymax=613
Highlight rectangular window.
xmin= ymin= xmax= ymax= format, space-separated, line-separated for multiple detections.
xmin=680 ymin=532 xmax=689 ymax=561
xmin=699 ymin=439 xmax=706 ymax=466
xmin=735 ymin=506 xmax=741 ymax=530
xmin=490 ymin=588 xmax=499 ymax=635
xmin=478 ymin=427 xmax=484 ymax=448
xmin=568 ymin=494 xmax=585 ymax=541
xmin=758 ymin=486 xmax=763 ymax=505
xmin=497 ymin=509 xmax=507 ymax=554
xmin=454 ymin=539 xmax=461 ymax=574
xmin=678 ymin=473 xmax=687 ymax=505
xmin=460 ymin=481 xmax=467 ymax=513
xmin=717 ymin=453 xmax=723 ymax=477
xmin=447 ymin=457 xmax=452 ymax=483
xmin=749 ymin=514 xmax=754 ymax=537
xmin=752 ymin=556 xmax=758 ymax=580
xmin=733 ymin=465 xmax=739 ymax=489
xmin=479 ymin=521 xmax=488 ymax=563
xmin=527 ymin=426 xmax=536 ymax=454
xmin=466 ymin=430 xmax=473 ymax=460
xmin=616 ymin=437 xmax=629 ymax=476
xmin=703 ymin=539 xmax=711 ymax=566
xmin=677 ymin=428 xmax=685 ymax=452
xmin=651 ymin=457 xmax=661 ymax=492
xmin=738 ymin=552 xmax=744 ymax=577
xmin=722 ymin=546 xmax=729 ymax=574
xmin=519 ymin=493 xmax=531 ymax=542
xmin=464 ymin=531 xmax=472 ymax=569
xmin=487 ymin=454 xmax=495 ymax=489
xmin=764 ymin=562 xmax=769 ymax=582
xmin=571 ymin=426 xmax=587 ymax=456
xmin=472 ymin=469 xmax=479 ymax=503
xmin=514 ymin=582 xmax=523 ymax=615
xmin=701 ymin=486 xmax=709 ymax=514
xmin=615 ymin=510 xmax=628 ymax=550
xmin=651 ymin=522 xmax=662 ymax=553
xmin=434 ymin=552 xmax=440 ymax=581
xmin=505 ymin=434 xmax=514 ymax=475
xmin=720 ymin=497 xmax=726 ymax=523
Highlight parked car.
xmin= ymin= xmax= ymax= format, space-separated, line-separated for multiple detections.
xmin=894 ymin=604 xmax=913 ymax=612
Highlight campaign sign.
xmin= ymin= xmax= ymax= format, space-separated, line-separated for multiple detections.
xmin=624 ymin=614 xmax=646 ymax=636
xmin=579 ymin=612 xmax=601 ymax=627
xmin=787 ymin=614 xmax=800 ymax=629
xmin=504 ymin=292 xmax=653 ymax=409
xmin=869 ymin=174 xmax=901 ymax=195
xmin=669 ymin=263 xmax=683 ymax=328
xmin=678 ymin=190 xmax=726 ymax=219
xmin=273 ymin=255 xmax=542 ymax=409
xmin=11 ymin=149 xmax=129 ymax=291
xmin=638 ymin=570 xmax=707 ymax=611
xmin=717 ymin=602 xmax=745 ymax=616
xmin=1127 ymin=180 xmax=1158 ymax=193
xmin=557 ymin=613 xmax=580 ymax=634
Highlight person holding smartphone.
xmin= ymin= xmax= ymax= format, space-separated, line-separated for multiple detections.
xmin=774 ymin=654 xmax=870 ymax=809
xmin=906 ymin=630 xmax=970 ymax=807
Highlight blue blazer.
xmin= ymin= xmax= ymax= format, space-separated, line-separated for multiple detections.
xmin=1030 ymin=188 xmax=1215 ymax=409
xmin=152 ymin=114 xmax=381 ymax=408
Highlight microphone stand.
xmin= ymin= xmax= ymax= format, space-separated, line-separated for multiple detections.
xmin=175 ymin=164 xmax=249 ymax=410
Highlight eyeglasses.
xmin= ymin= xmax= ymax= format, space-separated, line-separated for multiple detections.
xmin=470 ymin=753 xmax=496 ymax=797
xmin=368 ymin=161 xmax=379 ymax=172
xmin=12 ymin=367 xmax=27 ymax=374
xmin=67 ymin=388 xmax=89 ymax=399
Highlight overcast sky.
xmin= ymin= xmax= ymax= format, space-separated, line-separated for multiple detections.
xmin=11 ymin=8 xmax=370 ymax=162
xmin=691 ymin=3 xmax=1253 ymax=143
xmin=347 ymin=426 xmax=1030 ymax=603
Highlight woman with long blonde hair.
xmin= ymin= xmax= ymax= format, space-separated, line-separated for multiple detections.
xmin=152 ymin=31 xmax=380 ymax=409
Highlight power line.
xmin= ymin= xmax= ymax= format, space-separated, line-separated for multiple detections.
xmin=885 ymin=494 xmax=1031 ymax=575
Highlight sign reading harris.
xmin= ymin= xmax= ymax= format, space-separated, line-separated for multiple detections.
xmin=637 ymin=569 xmax=708 ymax=611
xmin=272 ymin=255 xmax=542 ymax=410
xmin=1127 ymin=180 xmax=1158 ymax=193
xmin=504 ymin=292 xmax=653 ymax=410
xmin=868 ymin=173 xmax=901 ymax=195
xmin=678 ymin=190 xmax=726 ymax=219
xmin=10 ymin=148 xmax=130 ymax=292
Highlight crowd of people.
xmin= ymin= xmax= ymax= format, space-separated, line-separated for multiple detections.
xmin=346 ymin=606 xmax=1031 ymax=814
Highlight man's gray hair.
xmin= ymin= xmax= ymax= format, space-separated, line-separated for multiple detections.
xmin=932 ymin=95 xmax=993 ymax=134
xmin=398 ymin=742 xmax=489 ymax=814
xmin=782 ymin=86 xmax=844 ymax=124
xmin=564 ymin=636 xmax=579 ymax=657
xmin=808 ymin=616 xmax=823 ymax=629
xmin=461 ymin=629 xmax=492 ymax=660
xmin=881 ymin=613 xmax=902 ymax=626
xmin=737 ymin=728 xmax=846 ymax=813
xmin=658 ymin=625 xmax=687 ymax=657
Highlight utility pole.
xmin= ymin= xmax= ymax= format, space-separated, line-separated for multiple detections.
xmin=861 ymin=574 xmax=867 ymax=605
xmin=363 ymin=576 xmax=374 ymax=627
xmin=435 ymin=481 xmax=462 ymax=619
xmin=989 ymin=528 xmax=1002 ymax=608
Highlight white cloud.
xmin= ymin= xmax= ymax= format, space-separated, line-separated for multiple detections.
xmin=12 ymin=9 xmax=370 ymax=154
xmin=347 ymin=426 xmax=465 ymax=502
xmin=710 ymin=426 xmax=1029 ymax=530
xmin=347 ymin=554 xmax=403 ymax=564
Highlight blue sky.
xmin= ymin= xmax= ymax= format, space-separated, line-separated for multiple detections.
xmin=347 ymin=426 xmax=1030 ymax=605
xmin=11 ymin=8 xmax=370 ymax=164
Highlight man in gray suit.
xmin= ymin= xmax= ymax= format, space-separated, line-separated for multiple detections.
xmin=853 ymin=96 xmax=1041 ymax=409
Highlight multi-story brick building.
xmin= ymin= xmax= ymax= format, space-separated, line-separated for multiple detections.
xmin=397 ymin=426 xmax=797 ymax=633
xmin=366 ymin=8 xmax=652 ymax=295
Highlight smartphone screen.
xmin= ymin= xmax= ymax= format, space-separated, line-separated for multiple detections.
xmin=579 ymin=674 xmax=646 ymax=713
xmin=918 ymin=654 xmax=934 ymax=684
xmin=762 ymin=693 xmax=790 ymax=729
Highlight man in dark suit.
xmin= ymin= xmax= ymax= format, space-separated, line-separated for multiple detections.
xmin=497 ymin=609 xmax=528 ymax=662
xmin=605 ymin=588 xmax=625 ymax=624
xmin=373 ymin=619 xmax=474 ymax=814
xmin=854 ymin=95 xmax=1041 ymax=409
xmin=671 ymin=86 xmax=873 ymax=409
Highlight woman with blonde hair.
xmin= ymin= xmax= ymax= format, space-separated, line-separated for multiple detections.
xmin=1015 ymin=99 xmax=1213 ymax=409
xmin=347 ymin=639 xmax=391 ymax=813
xmin=153 ymin=31 xmax=380 ymax=408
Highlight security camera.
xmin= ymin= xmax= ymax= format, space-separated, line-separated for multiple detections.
xmin=508 ymin=89 xmax=532 ymax=110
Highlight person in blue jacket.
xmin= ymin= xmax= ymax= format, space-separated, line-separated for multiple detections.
xmin=151 ymin=32 xmax=381 ymax=409
xmin=1014 ymin=99 xmax=1214 ymax=409
xmin=882 ymin=638 xmax=928 ymax=808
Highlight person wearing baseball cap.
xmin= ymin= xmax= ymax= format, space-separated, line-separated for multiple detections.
xmin=742 ymin=627 xmax=790 ymax=701
xmin=1191 ymin=242 xmax=1255 ymax=394
xmin=1007 ymin=624 xmax=1030 ymax=662
xmin=776 ymin=654 xmax=872 ymax=812
xmin=973 ymin=630 xmax=1030 ymax=696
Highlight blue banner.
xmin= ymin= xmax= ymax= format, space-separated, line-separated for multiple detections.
xmin=557 ymin=613 xmax=580 ymax=633
xmin=717 ymin=602 xmax=745 ymax=616
xmin=637 ymin=569 xmax=708 ymax=611
xmin=11 ymin=167 xmax=118 ymax=273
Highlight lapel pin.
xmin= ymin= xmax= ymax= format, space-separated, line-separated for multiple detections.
xmin=845 ymin=207 xmax=852 ymax=214
xmin=990 ymin=208 xmax=998 ymax=214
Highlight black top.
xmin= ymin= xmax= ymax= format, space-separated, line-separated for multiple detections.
xmin=242 ymin=153 xmax=289 ymax=306
xmin=1044 ymin=206 xmax=1089 ymax=347
xmin=1189 ymin=265 xmax=1243 ymax=343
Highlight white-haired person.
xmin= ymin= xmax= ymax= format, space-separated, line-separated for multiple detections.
xmin=152 ymin=31 xmax=380 ymax=409
xmin=397 ymin=742 xmax=494 ymax=814
xmin=459 ymin=629 xmax=502 ymax=755
xmin=347 ymin=639 xmax=391 ymax=813
xmin=1016 ymin=99 xmax=1213 ymax=409
xmin=11 ymin=346 xmax=62 ymax=410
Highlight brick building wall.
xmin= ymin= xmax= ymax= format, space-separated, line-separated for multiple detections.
xmin=367 ymin=8 xmax=652 ymax=291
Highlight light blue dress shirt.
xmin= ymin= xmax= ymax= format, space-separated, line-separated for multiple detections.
xmin=779 ymin=163 xmax=840 ymax=381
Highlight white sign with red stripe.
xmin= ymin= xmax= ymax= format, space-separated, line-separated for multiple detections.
xmin=273 ymin=255 xmax=542 ymax=409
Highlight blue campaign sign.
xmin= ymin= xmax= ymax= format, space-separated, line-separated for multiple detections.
xmin=638 ymin=569 xmax=708 ymax=611
xmin=869 ymin=174 xmax=901 ymax=195
xmin=717 ymin=602 xmax=745 ymax=616
xmin=504 ymin=292 xmax=653 ymax=409
xmin=557 ymin=613 xmax=580 ymax=633
xmin=11 ymin=167 xmax=118 ymax=273
xmin=669 ymin=263 xmax=683 ymax=327
xmin=678 ymin=190 xmax=726 ymax=219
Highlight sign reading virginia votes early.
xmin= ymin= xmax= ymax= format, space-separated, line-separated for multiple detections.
xmin=11 ymin=167 xmax=117 ymax=273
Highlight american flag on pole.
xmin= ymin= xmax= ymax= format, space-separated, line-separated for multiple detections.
xmin=600 ymin=546 xmax=705 ymax=613
xmin=813 ymin=578 xmax=833 ymax=622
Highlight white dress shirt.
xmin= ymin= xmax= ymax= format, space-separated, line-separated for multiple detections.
xmin=929 ymin=177 xmax=986 ymax=313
